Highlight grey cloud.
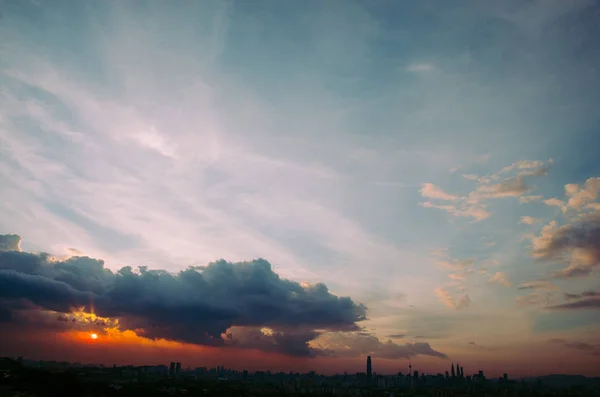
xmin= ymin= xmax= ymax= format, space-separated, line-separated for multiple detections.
xmin=314 ymin=331 xmax=447 ymax=360
xmin=387 ymin=333 xmax=405 ymax=339
xmin=0 ymin=270 xmax=102 ymax=314
xmin=553 ymin=265 xmax=594 ymax=279
xmin=475 ymin=175 xmax=530 ymax=199
xmin=0 ymin=235 xmax=367 ymax=356
xmin=225 ymin=326 xmax=322 ymax=357
xmin=549 ymin=339 xmax=600 ymax=356
xmin=467 ymin=341 xmax=495 ymax=351
xmin=0 ymin=235 xmax=21 ymax=252
xmin=546 ymin=298 xmax=600 ymax=310
xmin=456 ymin=294 xmax=471 ymax=310
xmin=517 ymin=280 xmax=557 ymax=291
xmin=564 ymin=290 xmax=600 ymax=300
xmin=533 ymin=213 xmax=600 ymax=279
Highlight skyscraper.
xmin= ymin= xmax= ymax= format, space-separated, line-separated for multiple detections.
xmin=451 ymin=363 xmax=455 ymax=378
xmin=366 ymin=356 xmax=372 ymax=381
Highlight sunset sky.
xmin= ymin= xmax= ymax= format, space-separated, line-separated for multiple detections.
xmin=1 ymin=0 xmax=599 ymax=378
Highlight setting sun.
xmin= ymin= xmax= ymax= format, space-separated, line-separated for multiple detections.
xmin=90 ymin=333 xmax=98 ymax=340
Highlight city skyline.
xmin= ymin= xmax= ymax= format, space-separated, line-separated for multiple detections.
xmin=1 ymin=0 xmax=600 ymax=379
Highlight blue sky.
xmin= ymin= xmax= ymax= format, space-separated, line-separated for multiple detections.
xmin=1 ymin=0 xmax=599 ymax=375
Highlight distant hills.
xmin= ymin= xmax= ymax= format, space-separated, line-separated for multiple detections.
xmin=519 ymin=374 xmax=600 ymax=388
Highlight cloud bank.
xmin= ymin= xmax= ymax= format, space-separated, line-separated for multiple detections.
xmin=0 ymin=234 xmax=447 ymax=360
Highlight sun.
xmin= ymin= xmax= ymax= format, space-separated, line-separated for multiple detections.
xmin=90 ymin=333 xmax=98 ymax=340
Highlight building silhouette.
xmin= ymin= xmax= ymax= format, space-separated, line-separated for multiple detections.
xmin=175 ymin=362 xmax=181 ymax=375
xmin=366 ymin=356 xmax=372 ymax=382
xmin=169 ymin=362 xmax=175 ymax=376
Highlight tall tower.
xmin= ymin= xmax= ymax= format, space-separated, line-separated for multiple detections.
xmin=451 ymin=363 xmax=455 ymax=378
xmin=366 ymin=356 xmax=372 ymax=381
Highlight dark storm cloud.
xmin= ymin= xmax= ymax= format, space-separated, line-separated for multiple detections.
xmin=225 ymin=326 xmax=323 ymax=357
xmin=0 ymin=269 xmax=101 ymax=313
xmin=0 ymin=234 xmax=369 ymax=356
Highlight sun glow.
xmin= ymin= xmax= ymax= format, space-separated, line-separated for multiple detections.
xmin=90 ymin=333 xmax=98 ymax=340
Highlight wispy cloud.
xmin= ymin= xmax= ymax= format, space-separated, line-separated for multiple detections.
xmin=405 ymin=63 xmax=435 ymax=73
xmin=419 ymin=159 xmax=552 ymax=222
xmin=434 ymin=287 xmax=471 ymax=311
xmin=549 ymin=339 xmax=600 ymax=356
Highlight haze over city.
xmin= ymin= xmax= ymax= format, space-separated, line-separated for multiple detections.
xmin=1 ymin=0 xmax=599 ymax=382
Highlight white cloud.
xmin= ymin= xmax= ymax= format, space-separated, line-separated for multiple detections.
xmin=489 ymin=272 xmax=510 ymax=287
xmin=520 ymin=216 xmax=541 ymax=225
xmin=419 ymin=183 xmax=460 ymax=201
xmin=564 ymin=177 xmax=600 ymax=211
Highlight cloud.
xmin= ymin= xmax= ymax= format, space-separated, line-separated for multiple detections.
xmin=0 ymin=234 xmax=367 ymax=356
xmin=224 ymin=326 xmax=322 ymax=357
xmin=516 ymin=293 xmax=553 ymax=308
xmin=551 ymin=289 xmax=600 ymax=311
xmin=532 ymin=212 xmax=600 ymax=279
xmin=489 ymin=272 xmax=510 ymax=287
xmin=419 ymin=202 xmax=490 ymax=222
xmin=467 ymin=341 xmax=495 ymax=351
xmin=544 ymin=198 xmax=566 ymax=208
xmin=517 ymin=280 xmax=558 ymax=291
xmin=420 ymin=183 xmax=460 ymax=201
xmin=0 ymin=235 xmax=22 ymax=252
xmin=434 ymin=288 xmax=471 ymax=311
xmin=473 ymin=175 xmax=531 ymax=199
xmin=520 ymin=216 xmax=541 ymax=225
xmin=549 ymin=339 xmax=600 ymax=356
xmin=456 ymin=294 xmax=471 ymax=310
xmin=564 ymin=177 xmax=600 ymax=211
xmin=516 ymin=280 xmax=558 ymax=308
xmin=542 ymin=177 xmax=600 ymax=214
xmin=520 ymin=195 xmax=543 ymax=203
xmin=435 ymin=288 xmax=455 ymax=309
xmin=313 ymin=331 xmax=447 ymax=359
xmin=564 ymin=290 xmax=600 ymax=300
xmin=436 ymin=258 xmax=475 ymax=271
xmin=498 ymin=160 xmax=552 ymax=177
xmin=420 ymin=159 xmax=552 ymax=222
xmin=387 ymin=333 xmax=405 ymax=339
xmin=546 ymin=298 xmax=600 ymax=311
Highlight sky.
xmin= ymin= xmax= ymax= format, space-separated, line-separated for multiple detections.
xmin=1 ymin=0 xmax=599 ymax=378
